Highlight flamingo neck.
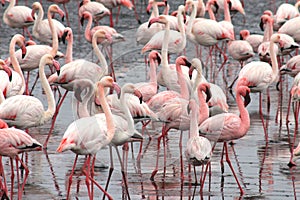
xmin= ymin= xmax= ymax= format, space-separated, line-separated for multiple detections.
xmin=207 ymin=2 xmax=216 ymax=21
xmin=149 ymin=57 xmax=157 ymax=83
xmin=197 ymin=88 xmax=209 ymax=125
xmin=223 ymin=0 xmax=231 ymax=23
xmin=120 ymin=92 xmax=135 ymax=134
xmin=48 ymin=8 xmax=58 ymax=56
xmin=177 ymin=9 xmax=186 ymax=50
xmin=3 ymin=0 xmax=14 ymax=24
xmin=176 ymin=62 xmax=189 ymax=99
xmin=9 ymin=40 xmax=25 ymax=95
xmin=0 ymin=92 xmax=5 ymax=104
xmin=270 ymin=37 xmax=279 ymax=82
xmin=151 ymin=1 xmax=159 ymax=18
xmin=193 ymin=66 xmax=205 ymax=92
xmin=161 ymin=22 xmax=170 ymax=70
xmin=39 ymin=60 xmax=56 ymax=125
xmin=236 ymin=91 xmax=250 ymax=136
xmin=98 ymin=85 xmax=115 ymax=141
xmin=92 ymin=35 xmax=108 ymax=75
xmin=78 ymin=83 xmax=94 ymax=118
xmin=84 ymin=15 xmax=93 ymax=43
xmin=65 ymin=34 xmax=73 ymax=63
xmin=33 ymin=6 xmax=44 ymax=32
xmin=186 ymin=2 xmax=197 ymax=40
xmin=189 ymin=100 xmax=199 ymax=138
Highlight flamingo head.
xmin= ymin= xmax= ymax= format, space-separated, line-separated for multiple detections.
xmin=1 ymin=0 xmax=5 ymax=7
xmin=62 ymin=27 xmax=73 ymax=44
xmin=148 ymin=50 xmax=161 ymax=65
xmin=49 ymin=4 xmax=65 ymax=22
xmin=13 ymin=34 xmax=27 ymax=59
xmin=239 ymin=29 xmax=250 ymax=40
xmin=259 ymin=14 xmax=273 ymax=31
xmin=184 ymin=0 xmax=193 ymax=13
xmin=80 ymin=11 xmax=92 ymax=26
xmin=25 ymin=40 xmax=37 ymax=46
xmin=148 ymin=15 xmax=168 ymax=28
xmin=95 ymin=76 xmax=121 ymax=105
xmin=0 ymin=59 xmax=12 ymax=81
xmin=198 ymin=82 xmax=211 ymax=103
xmin=93 ymin=30 xmax=113 ymax=44
xmin=120 ymin=84 xmax=143 ymax=104
xmin=237 ymin=85 xmax=251 ymax=107
xmin=120 ymin=0 xmax=133 ymax=10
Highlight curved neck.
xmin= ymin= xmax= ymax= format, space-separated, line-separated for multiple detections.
xmin=187 ymin=2 xmax=197 ymax=35
xmin=151 ymin=1 xmax=159 ymax=18
xmin=98 ymin=84 xmax=115 ymax=141
xmin=84 ymin=15 xmax=93 ymax=42
xmin=78 ymin=83 xmax=94 ymax=118
xmin=162 ymin=21 xmax=170 ymax=71
xmin=39 ymin=60 xmax=56 ymax=123
xmin=65 ymin=34 xmax=73 ymax=63
xmin=48 ymin=9 xmax=58 ymax=56
xmin=223 ymin=0 xmax=231 ymax=23
xmin=207 ymin=2 xmax=216 ymax=20
xmin=176 ymin=62 xmax=189 ymax=99
xmin=92 ymin=36 xmax=108 ymax=74
xmin=120 ymin=92 xmax=135 ymax=134
xmin=263 ymin=18 xmax=273 ymax=42
xmin=149 ymin=57 xmax=157 ymax=83
xmin=3 ymin=0 xmax=14 ymax=23
xmin=189 ymin=100 xmax=199 ymax=138
xmin=0 ymin=91 xmax=5 ymax=104
xmin=270 ymin=37 xmax=279 ymax=81
xmin=197 ymin=87 xmax=209 ymax=125
xmin=10 ymin=40 xmax=25 ymax=95
xmin=177 ymin=9 xmax=186 ymax=49
xmin=236 ymin=92 xmax=250 ymax=136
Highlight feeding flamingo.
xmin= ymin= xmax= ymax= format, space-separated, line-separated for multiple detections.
xmin=198 ymin=85 xmax=251 ymax=195
xmin=31 ymin=2 xmax=65 ymax=44
xmin=2 ymin=0 xmax=35 ymax=39
xmin=56 ymin=76 xmax=120 ymax=200
xmin=0 ymin=119 xmax=42 ymax=200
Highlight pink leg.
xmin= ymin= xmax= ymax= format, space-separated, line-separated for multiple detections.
xmin=224 ymin=142 xmax=244 ymax=195
xmin=179 ymin=131 xmax=184 ymax=180
xmin=63 ymin=3 xmax=70 ymax=27
xmin=16 ymin=155 xmax=29 ymax=199
xmin=286 ymin=93 xmax=292 ymax=125
xmin=102 ymin=146 xmax=114 ymax=200
xmin=116 ymin=6 xmax=121 ymax=25
xmin=0 ymin=157 xmax=8 ymax=198
xmin=259 ymin=93 xmax=268 ymax=141
xmin=130 ymin=0 xmax=141 ymax=24
xmin=43 ymin=90 xmax=68 ymax=148
xmin=109 ymin=12 xmax=114 ymax=27
xmin=84 ymin=155 xmax=92 ymax=200
xmin=67 ymin=155 xmax=78 ymax=200
xmin=10 ymin=158 xmax=14 ymax=200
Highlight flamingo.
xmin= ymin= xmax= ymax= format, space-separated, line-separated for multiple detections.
xmin=56 ymin=76 xmax=120 ymax=200
xmin=210 ymin=0 xmax=245 ymax=17
xmin=185 ymin=0 xmax=206 ymax=18
xmin=141 ymin=5 xmax=186 ymax=55
xmin=185 ymin=98 xmax=212 ymax=184
xmin=134 ymin=50 xmax=161 ymax=102
xmin=46 ymin=29 xmax=111 ymax=148
xmin=233 ymin=34 xmax=281 ymax=140
xmin=2 ymin=0 xmax=34 ymax=39
xmin=280 ymin=55 xmax=300 ymax=78
xmin=5 ymin=34 xmax=26 ymax=98
xmin=0 ymin=54 xmax=60 ymax=146
xmin=278 ymin=16 xmax=300 ymax=43
xmin=31 ymin=2 xmax=65 ymax=44
xmin=239 ymin=29 xmax=263 ymax=53
xmin=0 ymin=60 xmax=12 ymax=101
xmin=47 ymin=0 xmax=71 ymax=26
xmin=0 ymin=119 xmax=42 ymax=200
xmin=273 ymin=1 xmax=300 ymax=30
xmin=136 ymin=0 xmax=166 ymax=45
xmin=78 ymin=0 xmax=111 ymax=25
xmin=198 ymin=85 xmax=251 ymax=195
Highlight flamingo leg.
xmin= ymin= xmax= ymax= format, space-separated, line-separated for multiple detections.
xmin=224 ymin=142 xmax=244 ymax=195
xmin=200 ymin=161 xmax=210 ymax=194
xmin=9 ymin=158 xmax=14 ymax=200
xmin=67 ymin=155 xmax=78 ymax=200
xmin=84 ymin=155 xmax=92 ymax=200
xmin=29 ymin=73 xmax=39 ymax=96
xmin=102 ymin=146 xmax=114 ymax=200
xmin=0 ymin=157 xmax=8 ymax=198
xmin=286 ymin=93 xmax=292 ymax=125
xmin=16 ymin=155 xmax=29 ymax=198
xmin=63 ymin=3 xmax=70 ymax=27
xmin=15 ymin=158 xmax=22 ymax=200
xmin=179 ymin=131 xmax=184 ymax=180
xmin=150 ymin=134 xmax=163 ymax=181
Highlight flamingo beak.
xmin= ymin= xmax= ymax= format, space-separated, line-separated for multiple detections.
xmin=244 ymin=90 xmax=251 ymax=107
xmin=113 ymin=82 xmax=121 ymax=98
xmin=21 ymin=45 xmax=27 ymax=59
xmin=134 ymin=89 xmax=143 ymax=104
xmin=80 ymin=16 xmax=85 ymax=26
xmin=205 ymin=86 xmax=212 ymax=103
xmin=31 ymin=9 xmax=36 ymax=20
xmin=146 ymin=3 xmax=152 ymax=15
xmin=62 ymin=30 xmax=68 ymax=44
xmin=156 ymin=53 xmax=161 ymax=65
xmin=188 ymin=66 xmax=195 ymax=80
xmin=148 ymin=17 xmax=160 ymax=28
xmin=3 ymin=65 xmax=12 ymax=82
xmin=52 ymin=60 xmax=60 ymax=76
xmin=259 ymin=19 xmax=264 ymax=31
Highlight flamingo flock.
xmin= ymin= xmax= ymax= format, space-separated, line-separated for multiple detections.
xmin=0 ymin=0 xmax=300 ymax=199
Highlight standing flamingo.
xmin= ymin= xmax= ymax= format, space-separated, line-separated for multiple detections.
xmin=0 ymin=119 xmax=42 ymax=200
xmin=47 ymin=0 xmax=71 ymax=26
xmin=239 ymin=29 xmax=263 ymax=53
xmin=2 ymin=0 xmax=34 ymax=39
xmin=141 ymin=5 xmax=186 ymax=55
xmin=273 ymin=1 xmax=300 ymax=30
xmin=0 ymin=60 xmax=12 ymax=100
xmin=56 ymin=76 xmax=120 ymax=200
xmin=78 ymin=0 xmax=110 ymax=25
xmin=31 ymin=2 xmax=65 ymax=44
xmin=198 ymin=85 xmax=251 ymax=195
xmin=0 ymin=54 xmax=60 ymax=145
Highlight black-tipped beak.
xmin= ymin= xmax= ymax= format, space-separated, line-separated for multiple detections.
xmin=156 ymin=53 xmax=161 ymax=65
xmin=80 ymin=16 xmax=85 ymax=26
xmin=259 ymin=19 xmax=264 ymax=31
xmin=205 ymin=86 xmax=212 ymax=103
xmin=62 ymin=30 xmax=68 ymax=44
xmin=244 ymin=91 xmax=251 ymax=107
xmin=21 ymin=46 xmax=27 ymax=59
xmin=187 ymin=104 xmax=191 ymax=115
xmin=188 ymin=66 xmax=195 ymax=80
xmin=165 ymin=1 xmax=168 ymax=6
xmin=79 ymin=1 xmax=83 ymax=7
xmin=239 ymin=33 xmax=243 ymax=40
xmin=276 ymin=81 xmax=281 ymax=91
xmin=61 ymin=15 xmax=64 ymax=22
xmin=53 ymin=60 xmax=60 ymax=76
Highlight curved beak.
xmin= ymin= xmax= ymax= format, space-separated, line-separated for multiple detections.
xmin=146 ymin=3 xmax=152 ymax=15
xmin=31 ymin=9 xmax=36 ymax=20
xmin=21 ymin=45 xmax=27 ymax=59
xmin=244 ymin=90 xmax=251 ymax=107
xmin=148 ymin=17 xmax=160 ymax=28
xmin=80 ymin=16 xmax=85 ymax=26
xmin=188 ymin=65 xmax=195 ymax=80
xmin=52 ymin=60 xmax=60 ymax=76
xmin=205 ymin=86 xmax=212 ymax=103
xmin=62 ymin=30 xmax=68 ymax=44
xmin=3 ymin=65 xmax=12 ymax=82
xmin=134 ymin=89 xmax=143 ymax=104
xmin=113 ymin=82 xmax=121 ymax=99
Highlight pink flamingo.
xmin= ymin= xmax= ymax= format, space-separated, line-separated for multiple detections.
xmin=47 ymin=0 xmax=71 ymax=26
xmin=211 ymin=0 xmax=245 ymax=17
xmin=2 ymin=0 xmax=34 ymax=39
xmin=46 ymin=29 xmax=111 ymax=148
xmin=0 ymin=119 xmax=42 ymax=200
xmin=280 ymin=55 xmax=300 ymax=78
xmin=0 ymin=60 xmax=12 ymax=100
xmin=273 ymin=1 xmax=300 ymax=30
xmin=233 ymin=34 xmax=281 ymax=140
xmin=278 ymin=15 xmax=300 ymax=43
xmin=239 ymin=29 xmax=263 ymax=53
xmin=0 ymin=54 xmax=59 ymax=141
xmin=136 ymin=0 xmax=166 ymax=46
xmin=141 ymin=5 xmax=186 ymax=55
xmin=199 ymin=85 xmax=251 ymax=195
xmin=134 ymin=50 xmax=161 ymax=102
xmin=185 ymin=0 xmax=206 ymax=18
xmin=185 ymin=97 xmax=212 ymax=184
xmin=31 ymin=2 xmax=65 ymax=44
xmin=5 ymin=34 xmax=26 ymax=98
xmin=56 ymin=76 xmax=120 ymax=200
xmin=78 ymin=0 xmax=111 ymax=25
xmin=287 ymin=72 xmax=300 ymax=167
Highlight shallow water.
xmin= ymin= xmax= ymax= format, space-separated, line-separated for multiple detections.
xmin=0 ymin=0 xmax=300 ymax=199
